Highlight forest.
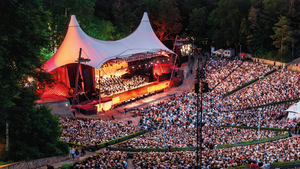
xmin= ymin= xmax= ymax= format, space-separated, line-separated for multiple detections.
xmin=41 ymin=0 xmax=300 ymax=62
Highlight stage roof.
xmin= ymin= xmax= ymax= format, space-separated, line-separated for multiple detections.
xmin=43 ymin=12 xmax=174 ymax=72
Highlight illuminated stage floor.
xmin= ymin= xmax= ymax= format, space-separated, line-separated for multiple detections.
xmin=75 ymin=89 xmax=183 ymax=125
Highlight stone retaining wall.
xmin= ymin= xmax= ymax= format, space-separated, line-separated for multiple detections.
xmin=0 ymin=155 xmax=70 ymax=169
xmin=37 ymin=100 xmax=72 ymax=116
xmin=251 ymin=56 xmax=300 ymax=73
xmin=286 ymin=65 xmax=300 ymax=73
xmin=251 ymin=57 xmax=285 ymax=67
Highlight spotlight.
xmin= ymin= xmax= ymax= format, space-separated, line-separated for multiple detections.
xmin=168 ymin=59 xmax=170 ymax=61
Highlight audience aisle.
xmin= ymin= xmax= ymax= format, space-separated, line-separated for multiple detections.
xmin=36 ymin=148 xmax=101 ymax=169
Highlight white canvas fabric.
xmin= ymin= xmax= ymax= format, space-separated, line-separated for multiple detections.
xmin=43 ymin=12 xmax=174 ymax=72
xmin=286 ymin=101 xmax=300 ymax=119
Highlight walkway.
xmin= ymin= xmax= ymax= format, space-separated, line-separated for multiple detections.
xmin=36 ymin=148 xmax=105 ymax=169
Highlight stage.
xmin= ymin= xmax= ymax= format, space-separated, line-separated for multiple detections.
xmin=95 ymin=80 xmax=171 ymax=111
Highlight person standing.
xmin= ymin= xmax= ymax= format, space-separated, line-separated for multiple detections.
xmin=70 ymin=147 xmax=75 ymax=161
xmin=75 ymin=149 xmax=80 ymax=161
xmin=81 ymin=147 xmax=86 ymax=156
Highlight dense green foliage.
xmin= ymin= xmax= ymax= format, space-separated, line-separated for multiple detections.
xmin=0 ymin=161 xmax=14 ymax=166
xmin=37 ymin=0 xmax=300 ymax=62
xmin=271 ymin=160 xmax=300 ymax=166
xmin=60 ymin=163 xmax=74 ymax=169
xmin=0 ymin=0 xmax=68 ymax=162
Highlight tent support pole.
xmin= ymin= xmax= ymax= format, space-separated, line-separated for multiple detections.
xmin=167 ymin=35 xmax=178 ymax=73
xmin=157 ymin=55 xmax=164 ymax=74
xmin=99 ymin=69 xmax=101 ymax=112
xmin=72 ymin=48 xmax=82 ymax=108
xmin=168 ymin=54 xmax=178 ymax=88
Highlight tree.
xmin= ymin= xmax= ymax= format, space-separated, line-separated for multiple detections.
xmin=151 ymin=0 xmax=182 ymax=41
xmin=248 ymin=6 xmax=260 ymax=32
xmin=270 ymin=16 xmax=294 ymax=59
xmin=0 ymin=0 xmax=68 ymax=161
xmin=83 ymin=19 xmax=116 ymax=41
xmin=247 ymin=6 xmax=264 ymax=53
xmin=43 ymin=0 xmax=96 ymax=48
xmin=209 ymin=0 xmax=251 ymax=49
xmin=2 ymin=87 xmax=69 ymax=161
xmin=94 ymin=0 xmax=145 ymax=40
xmin=189 ymin=8 xmax=208 ymax=47
xmin=259 ymin=0 xmax=289 ymax=52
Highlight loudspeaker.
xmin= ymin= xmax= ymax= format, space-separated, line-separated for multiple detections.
xmin=201 ymin=82 xmax=209 ymax=93
xmin=83 ymin=69 xmax=91 ymax=92
xmin=195 ymin=83 xmax=199 ymax=93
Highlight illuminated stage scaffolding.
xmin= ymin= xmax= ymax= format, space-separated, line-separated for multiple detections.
xmin=95 ymin=52 xmax=177 ymax=112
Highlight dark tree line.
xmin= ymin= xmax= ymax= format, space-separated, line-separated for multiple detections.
xmin=40 ymin=0 xmax=300 ymax=62
xmin=0 ymin=0 xmax=68 ymax=162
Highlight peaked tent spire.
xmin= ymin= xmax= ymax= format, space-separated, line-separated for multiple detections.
xmin=69 ymin=15 xmax=80 ymax=27
xmin=116 ymin=12 xmax=173 ymax=56
xmin=141 ymin=12 xmax=149 ymax=22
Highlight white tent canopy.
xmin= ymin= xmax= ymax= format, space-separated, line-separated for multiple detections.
xmin=213 ymin=51 xmax=223 ymax=54
xmin=43 ymin=12 xmax=174 ymax=72
xmin=285 ymin=101 xmax=300 ymax=119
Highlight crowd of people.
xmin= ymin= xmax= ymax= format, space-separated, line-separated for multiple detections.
xmin=211 ymin=61 xmax=275 ymax=96
xmin=61 ymin=58 xmax=300 ymax=168
xmin=116 ymin=126 xmax=283 ymax=149
xmin=60 ymin=117 xmax=140 ymax=146
xmin=219 ymin=103 xmax=298 ymax=128
xmin=221 ymin=69 xmax=300 ymax=110
xmin=98 ymin=75 xmax=146 ymax=95
xmin=133 ymin=136 xmax=300 ymax=168
xmin=205 ymin=58 xmax=242 ymax=89
xmin=71 ymin=150 xmax=128 ymax=169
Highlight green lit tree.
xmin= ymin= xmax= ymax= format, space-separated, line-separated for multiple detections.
xmin=189 ymin=7 xmax=208 ymax=47
xmin=84 ymin=19 xmax=116 ymax=41
xmin=270 ymin=16 xmax=294 ymax=60
xmin=208 ymin=0 xmax=251 ymax=49
xmin=0 ymin=0 xmax=68 ymax=162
